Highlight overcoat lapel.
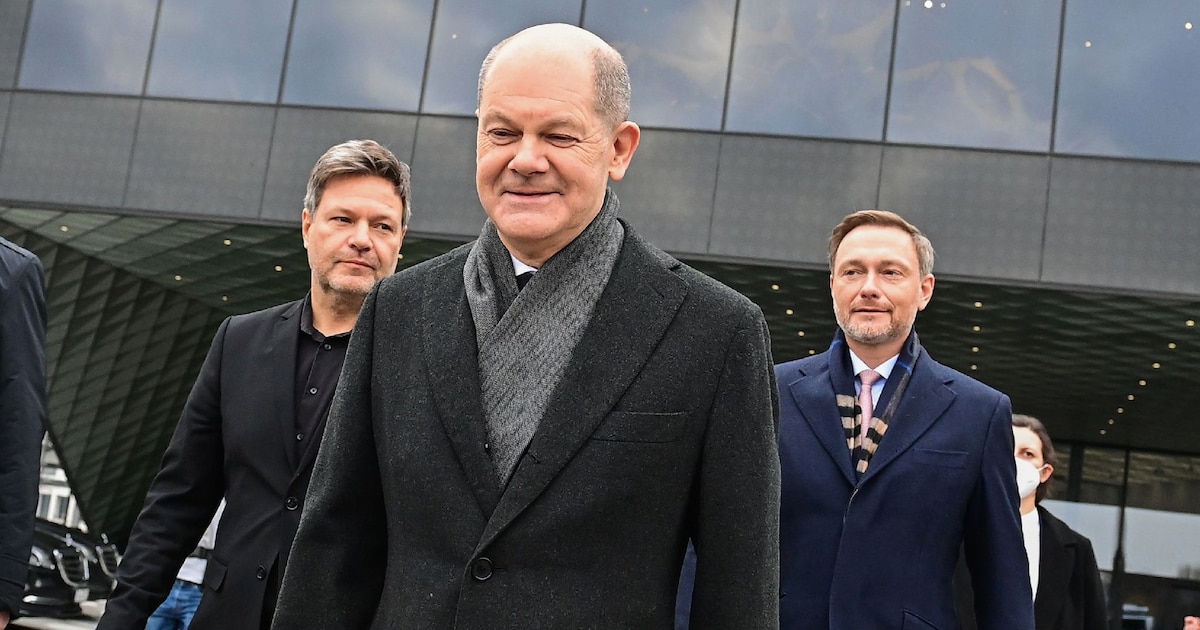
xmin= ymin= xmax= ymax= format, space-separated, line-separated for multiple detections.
xmin=270 ymin=302 xmax=301 ymax=472
xmin=1035 ymin=510 xmax=1073 ymax=628
xmin=860 ymin=360 xmax=955 ymax=483
xmin=784 ymin=362 xmax=856 ymax=485
xmin=478 ymin=232 xmax=686 ymax=549
xmin=422 ymin=252 xmax=503 ymax=518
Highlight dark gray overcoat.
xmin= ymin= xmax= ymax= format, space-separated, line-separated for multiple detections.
xmin=272 ymin=224 xmax=780 ymax=629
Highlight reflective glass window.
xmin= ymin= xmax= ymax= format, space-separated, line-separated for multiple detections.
xmin=584 ymin=0 xmax=737 ymax=131
xmin=725 ymin=0 xmax=894 ymax=141
xmin=146 ymin=0 xmax=292 ymax=103
xmin=283 ymin=0 xmax=435 ymax=111
xmin=1057 ymin=1 xmax=1200 ymax=163
xmin=422 ymin=0 xmax=582 ymax=116
xmin=887 ymin=0 xmax=1060 ymax=151
xmin=19 ymin=0 xmax=157 ymax=94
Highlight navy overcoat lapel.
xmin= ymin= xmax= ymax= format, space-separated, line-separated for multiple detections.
xmin=477 ymin=229 xmax=686 ymax=550
xmin=421 ymin=252 xmax=503 ymax=519
xmin=269 ymin=301 xmax=302 ymax=472
xmin=859 ymin=359 xmax=955 ymax=483
xmin=784 ymin=360 xmax=857 ymax=485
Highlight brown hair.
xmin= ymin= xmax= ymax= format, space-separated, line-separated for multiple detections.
xmin=303 ymin=140 xmax=411 ymax=227
xmin=828 ymin=210 xmax=935 ymax=278
xmin=1012 ymin=413 xmax=1057 ymax=503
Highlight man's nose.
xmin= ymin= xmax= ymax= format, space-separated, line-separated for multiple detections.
xmin=509 ymin=137 xmax=549 ymax=175
xmin=348 ymin=221 xmax=372 ymax=250
xmin=859 ymin=272 xmax=882 ymax=295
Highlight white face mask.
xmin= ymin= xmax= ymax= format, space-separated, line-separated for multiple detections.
xmin=1015 ymin=457 xmax=1045 ymax=500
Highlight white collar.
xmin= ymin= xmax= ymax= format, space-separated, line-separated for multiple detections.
xmin=510 ymin=254 xmax=538 ymax=276
xmin=848 ymin=350 xmax=899 ymax=380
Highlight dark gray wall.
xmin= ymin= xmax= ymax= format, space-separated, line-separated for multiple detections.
xmin=4 ymin=89 xmax=1200 ymax=298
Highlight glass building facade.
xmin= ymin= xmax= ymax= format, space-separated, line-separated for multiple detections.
xmin=3 ymin=0 xmax=1200 ymax=624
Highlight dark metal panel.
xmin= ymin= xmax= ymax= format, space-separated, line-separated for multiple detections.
xmin=0 ymin=93 xmax=139 ymax=207
xmin=261 ymin=108 xmax=420 ymax=223
xmin=878 ymin=145 xmax=1049 ymax=281
xmin=1044 ymin=157 xmax=1200 ymax=294
xmin=0 ymin=90 xmax=9 ymax=156
xmin=126 ymin=100 xmax=275 ymax=218
xmin=709 ymin=135 xmax=881 ymax=264
xmin=610 ymin=128 xmax=720 ymax=255
xmin=0 ymin=0 xmax=29 ymax=89
xmin=408 ymin=115 xmax=484 ymax=239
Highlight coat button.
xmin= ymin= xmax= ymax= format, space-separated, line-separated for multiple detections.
xmin=256 ymin=565 xmax=267 ymax=580
xmin=471 ymin=557 xmax=493 ymax=581
xmin=285 ymin=496 xmax=299 ymax=510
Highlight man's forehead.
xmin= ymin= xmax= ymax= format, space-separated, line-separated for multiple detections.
xmin=836 ymin=226 xmax=919 ymax=262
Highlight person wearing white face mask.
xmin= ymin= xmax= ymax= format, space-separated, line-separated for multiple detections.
xmin=1011 ymin=414 xmax=1108 ymax=630
xmin=957 ymin=414 xmax=1108 ymax=630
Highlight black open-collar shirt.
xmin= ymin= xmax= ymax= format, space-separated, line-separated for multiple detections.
xmin=293 ymin=294 xmax=351 ymax=461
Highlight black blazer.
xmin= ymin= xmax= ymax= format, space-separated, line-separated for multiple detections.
xmin=272 ymin=225 xmax=781 ymax=629
xmin=956 ymin=505 xmax=1108 ymax=630
xmin=1034 ymin=507 xmax=1108 ymax=630
xmin=99 ymin=300 xmax=325 ymax=630
xmin=0 ymin=237 xmax=47 ymax=619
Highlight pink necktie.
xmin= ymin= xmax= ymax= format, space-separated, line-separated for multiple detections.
xmin=858 ymin=370 xmax=881 ymax=442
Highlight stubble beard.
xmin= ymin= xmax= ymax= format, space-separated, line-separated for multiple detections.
xmin=834 ymin=302 xmax=906 ymax=347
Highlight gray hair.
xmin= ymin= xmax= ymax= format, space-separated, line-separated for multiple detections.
xmin=477 ymin=32 xmax=631 ymax=129
xmin=303 ymin=140 xmax=412 ymax=226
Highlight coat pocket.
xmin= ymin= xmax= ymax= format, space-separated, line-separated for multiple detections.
xmin=910 ymin=448 xmax=968 ymax=469
xmin=202 ymin=556 xmax=227 ymax=592
xmin=901 ymin=609 xmax=941 ymax=629
xmin=590 ymin=411 xmax=687 ymax=443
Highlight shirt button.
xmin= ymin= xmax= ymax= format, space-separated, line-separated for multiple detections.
xmin=296 ymin=433 xmax=304 ymax=441
xmin=471 ymin=557 xmax=493 ymax=581
xmin=285 ymin=496 xmax=299 ymax=510
xmin=309 ymin=387 xmax=318 ymax=395
xmin=323 ymin=343 xmax=332 ymax=350
xmin=255 ymin=565 xmax=267 ymax=580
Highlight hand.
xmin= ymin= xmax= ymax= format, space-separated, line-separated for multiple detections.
xmin=0 ymin=609 xmax=9 ymax=629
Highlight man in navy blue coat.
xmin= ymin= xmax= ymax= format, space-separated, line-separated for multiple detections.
xmin=774 ymin=210 xmax=1033 ymax=629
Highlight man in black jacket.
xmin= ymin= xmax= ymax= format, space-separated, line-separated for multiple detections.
xmin=97 ymin=139 xmax=410 ymax=630
xmin=0 ymin=236 xmax=47 ymax=629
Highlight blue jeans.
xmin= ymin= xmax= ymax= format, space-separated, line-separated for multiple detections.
xmin=146 ymin=579 xmax=203 ymax=630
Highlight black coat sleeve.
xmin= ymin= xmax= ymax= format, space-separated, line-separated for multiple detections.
xmin=0 ymin=247 xmax=47 ymax=618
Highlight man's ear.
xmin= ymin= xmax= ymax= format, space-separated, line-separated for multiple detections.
xmin=607 ymin=121 xmax=641 ymax=181
xmin=916 ymin=274 xmax=935 ymax=311
xmin=301 ymin=208 xmax=312 ymax=248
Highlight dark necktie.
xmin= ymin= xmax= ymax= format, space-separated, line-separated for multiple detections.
xmin=516 ymin=271 xmax=535 ymax=290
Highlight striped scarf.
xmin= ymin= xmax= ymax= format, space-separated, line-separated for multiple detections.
xmin=829 ymin=329 xmax=923 ymax=476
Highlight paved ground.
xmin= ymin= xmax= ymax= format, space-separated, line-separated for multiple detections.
xmin=13 ymin=601 xmax=101 ymax=629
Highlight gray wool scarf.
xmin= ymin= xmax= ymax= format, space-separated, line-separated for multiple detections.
xmin=464 ymin=190 xmax=624 ymax=484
